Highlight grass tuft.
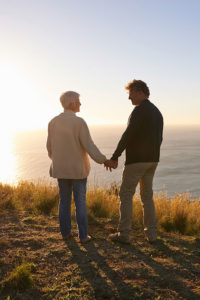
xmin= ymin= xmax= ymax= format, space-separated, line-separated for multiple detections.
xmin=33 ymin=187 xmax=59 ymax=215
xmin=87 ymin=187 xmax=119 ymax=218
xmin=1 ymin=262 xmax=35 ymax=292
xmin=155 ymin=192 xmax=200 ymax=234
xmin=0 ymin=183 xmax=14 ymax=210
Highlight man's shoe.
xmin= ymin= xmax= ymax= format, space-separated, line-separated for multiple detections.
xmin=146 ymin=237 xmax=157 ymax=244
xmin=63 ymin=233 xmax=73 ymax=241
xmin=145 ymin=234 xmax=157 ymax=243
xmin=108 ymin=233 xmax=130 ymax=244
xmin=144 ymin=230 xmax=157 ymax=244
xmin=80 ymin=235 xmax=92 ymax=243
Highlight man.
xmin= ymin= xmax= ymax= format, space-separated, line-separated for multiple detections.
xmin=47 ymin=91 xmax=107 ymax=243
xmin=105 ymin=79 xmax=163 ymax=243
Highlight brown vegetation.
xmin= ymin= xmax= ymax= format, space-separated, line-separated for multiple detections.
xmin=1 ymin=181 xmax=200 ymax=235
xmin=0 ymin=181 xmax=200 ymax=299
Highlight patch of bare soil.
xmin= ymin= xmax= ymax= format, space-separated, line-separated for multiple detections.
xmin=0 ymin=210 xmax=200 ymax=299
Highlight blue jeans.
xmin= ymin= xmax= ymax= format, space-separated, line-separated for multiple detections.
xmin=57 ymin=178 xmax=88 ymax=239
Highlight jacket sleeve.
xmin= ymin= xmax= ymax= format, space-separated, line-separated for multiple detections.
xmin=46 ymin=122 xmax=52 ymax=159
xmin=79 ymin=120 xmax=107 ymax=164
xmin=111 ymin=108 xmax=144 ymax=160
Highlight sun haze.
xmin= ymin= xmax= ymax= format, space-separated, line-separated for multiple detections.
xmin=1 ymin=0 xmax=200 ymax=134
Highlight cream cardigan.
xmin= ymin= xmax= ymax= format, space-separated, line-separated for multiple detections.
xmin=47 ymin=110 xmax=107 ymax=179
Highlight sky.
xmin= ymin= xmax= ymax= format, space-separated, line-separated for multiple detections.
xmin=1 ymin=0 xmax=200 ymax=132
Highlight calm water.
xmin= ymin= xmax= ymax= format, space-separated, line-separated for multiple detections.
xmin=2 ymin=125 xmax=200 ymax=197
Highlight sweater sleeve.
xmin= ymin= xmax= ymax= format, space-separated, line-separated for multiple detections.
xmin=111 ymin=107 xmax=144 ymax=160
xmin=46 ymin=122 xmax=52 ymax=159
xmin=79 ymin=120 xmax=107 ymax=164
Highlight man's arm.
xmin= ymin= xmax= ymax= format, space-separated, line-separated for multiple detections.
xmin=111 ymin=108 xmax=144 ymax=161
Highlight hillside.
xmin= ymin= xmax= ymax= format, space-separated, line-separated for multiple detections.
xmin=1 ymin=210 xmax=200 ymax=299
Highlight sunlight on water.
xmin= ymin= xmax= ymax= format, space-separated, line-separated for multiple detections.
xmin=0 ymin=126 xmax=200 ymax=196
xmin=0 ymin=133 xmax=17 ymax=184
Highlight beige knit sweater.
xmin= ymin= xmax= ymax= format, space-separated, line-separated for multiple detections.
xmin=46 ymin=110 xmax=107 ymax=179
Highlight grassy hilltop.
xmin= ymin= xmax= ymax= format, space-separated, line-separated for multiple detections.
xmin=0 ymin=181 xmax=200 ymax=299
xmin=1 ymin=181 xmax=200 ymax=235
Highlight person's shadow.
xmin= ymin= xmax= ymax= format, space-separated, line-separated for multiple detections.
xmin=65 ymin=235 xmax=200 ymax=299
xmin=114 ymin=239 xmax=200 ymax=300
xmin=65 ymin=238 xmax=140 ymax=299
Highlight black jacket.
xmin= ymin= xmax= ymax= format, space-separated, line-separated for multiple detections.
xmin=111 ymin=99 xmax=163 ymax=164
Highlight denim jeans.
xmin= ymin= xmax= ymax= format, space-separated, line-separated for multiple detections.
xmin=57 ymin=178 xmax=87 ymax=239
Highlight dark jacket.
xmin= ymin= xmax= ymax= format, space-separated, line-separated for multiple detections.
xmin=111 ymin=99 xmax=163 ymax=164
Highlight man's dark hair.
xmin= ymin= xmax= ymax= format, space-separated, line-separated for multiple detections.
xmin=125 ymin=79 xmax=150 ymax=97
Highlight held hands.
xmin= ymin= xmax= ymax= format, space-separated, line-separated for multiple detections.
xmin=104 ymin=159 xmax=118 ymax=172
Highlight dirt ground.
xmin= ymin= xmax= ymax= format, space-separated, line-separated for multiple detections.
xmin=0 ymin=210 xmax=200 ymax=299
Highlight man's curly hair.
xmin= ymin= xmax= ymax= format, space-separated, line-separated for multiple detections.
xmin=125 ymin=79 xmax=150 ymax=97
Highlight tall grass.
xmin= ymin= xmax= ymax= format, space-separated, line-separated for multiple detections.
xmin=155 ymin=192 xmax=200 ymax=234
xmin=0 ymin=181 xmax=58 ymax=215
xmin=87 ymin=186 xmax=119 ymax=218
xmin=0 ymin=181 xmax=200 ymax=235
xmin=0 ymin=183 xmax=14 ymax=209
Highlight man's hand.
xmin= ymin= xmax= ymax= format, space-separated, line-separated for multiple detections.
xmin=104 ymin=159 xmax=118 ymax=171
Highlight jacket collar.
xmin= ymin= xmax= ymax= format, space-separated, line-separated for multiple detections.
xmin=63 ymin=109 xmax=76 ymax=116
xmin=139 ymin=99 xmax=149 ymax=106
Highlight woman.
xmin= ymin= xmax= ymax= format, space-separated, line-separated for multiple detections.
xmin=47 ymin=91 xmax=107 ymax=243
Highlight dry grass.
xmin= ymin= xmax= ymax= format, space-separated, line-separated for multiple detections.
xmin=155 ymin=192 xmax=200 ymax=234
xmin=0 ymin=181 xmax=200 ymax=235
xmin=0 ymin=262 xmax=36 ymax=292
xmin=1 ymin=211 xmax=200 ymax=299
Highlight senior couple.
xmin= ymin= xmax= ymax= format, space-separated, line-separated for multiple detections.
xmin=47 ymin=79 xmax=163 ymax=244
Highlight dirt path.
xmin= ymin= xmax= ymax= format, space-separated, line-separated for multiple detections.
xmin=0 ymin=210 xmax=200 ymax=299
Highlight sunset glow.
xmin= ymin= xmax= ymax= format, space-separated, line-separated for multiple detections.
xmin=0 ymin=62 xmax=50 ymax=133
xmin=1 ymin=0 xmax=200 ymax=185
xmin=1 ymin=3 xmax=200 ymax=298
xmin=0 ymin=130 xmax=17 ymax=183
xmin=1 ymin=0 xmax=200 ymax=131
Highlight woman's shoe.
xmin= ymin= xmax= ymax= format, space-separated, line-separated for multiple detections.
xmin=80 ymin=235 xmax=92 ymax=243
xmin=63 ymin=233 xmax=73 ymax=241
xmin=108 ymin=233 xmax=130 ymax=244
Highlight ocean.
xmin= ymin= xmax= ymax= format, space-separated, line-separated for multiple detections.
xmin=2 ymin=125 xmax=200 ymax=197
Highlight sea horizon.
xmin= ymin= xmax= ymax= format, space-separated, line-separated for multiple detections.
xmin=1 ymin=124 xmax=199 ymax=198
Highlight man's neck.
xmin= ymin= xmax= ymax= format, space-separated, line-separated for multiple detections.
xmin=64 ymin=109 xmax=76 ymax=113
xmin=138 ymin=98 xmax=148 ymax=105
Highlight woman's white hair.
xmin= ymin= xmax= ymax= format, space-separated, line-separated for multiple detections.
xmin=60 ymin=91 xmax=80 ymax=109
